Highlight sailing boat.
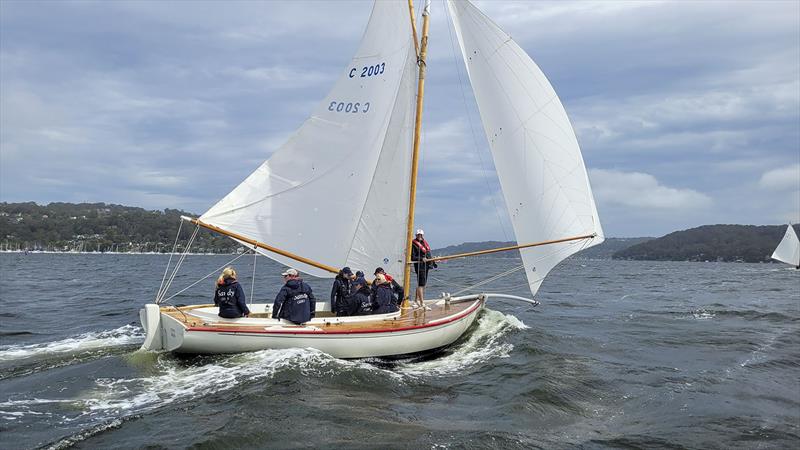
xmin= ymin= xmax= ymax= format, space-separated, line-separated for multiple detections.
xmin=771 ymin=225 xmax=800 ymax=268
xmin=139 ymin=0 xmax=604 ymax=357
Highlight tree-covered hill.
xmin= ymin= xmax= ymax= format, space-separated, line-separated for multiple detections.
xmin=0 ymin=202 xmax=238 ymax=253
xmin=613 ymin=224 xmax=798 ymax=263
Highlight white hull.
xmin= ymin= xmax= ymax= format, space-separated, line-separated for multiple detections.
xmin=140 ymin=296 xmax=485 ymax=358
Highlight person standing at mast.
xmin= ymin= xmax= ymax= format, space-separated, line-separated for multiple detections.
xmin=411 ymin=229 xmax=436 ymax=307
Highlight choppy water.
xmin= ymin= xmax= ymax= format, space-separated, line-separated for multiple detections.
xmin=0 ymin=253 xmax=798 ymax=449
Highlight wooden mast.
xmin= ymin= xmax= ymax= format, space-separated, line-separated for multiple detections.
xmin=402 ymin=0 xmax=431 ymax=308
xmin=182 ymin=216 xmax=339 ymax=275
xmin=408 ymin=0 xmax=420 ymax=58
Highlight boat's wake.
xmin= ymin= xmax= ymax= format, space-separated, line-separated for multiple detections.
xmin=3 ymin=310 xmax=527 ymax=448
xmin=0 ymin=324 xmax=145 ymax=381
xmin=388 ymin=308 xmax=528 ymax=377
xmin=0 ymin=324 xmax=144 ymax=363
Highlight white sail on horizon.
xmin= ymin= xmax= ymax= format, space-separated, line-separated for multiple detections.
xmin=447 ymin=0 xmax=604 ymax=296
xmin=771 ymin=224 xmax=800 ymax=267
xmin=200 ymin=1 xmax=416 ymax=278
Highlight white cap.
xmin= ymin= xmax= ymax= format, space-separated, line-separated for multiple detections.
xmin=415 ymin=229 xmax=424 ymax=235
xmin=281 ymin=268 xmax=299 ymax=276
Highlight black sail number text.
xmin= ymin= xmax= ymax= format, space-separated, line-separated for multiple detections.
xmin=327 ymin=101 xmax=371 ymax=114
xmin=348 ymin=62 xmax=386 ymax=78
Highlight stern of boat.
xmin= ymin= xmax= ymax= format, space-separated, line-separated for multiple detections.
xmin=139 ymin=304 xmax=185 ymax=352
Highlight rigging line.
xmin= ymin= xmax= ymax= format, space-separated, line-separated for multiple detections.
xmin=158 ymin=225 xmax=200 ymax=304
xmin=452 ymin=263 xmax=525 ymax=296
xmin=250 ymin=245 xmax=257 ymax=306
xmin=157 ymin=219 xmax=184 ymax=302
xmin=444 ymin=0 xmax=511 ymax=242
xmin=160 ymin=251 xmax=253 ymax=305
xmin=159 ymin=225 xmax=198 ymax=303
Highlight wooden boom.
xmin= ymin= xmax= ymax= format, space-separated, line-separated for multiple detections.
xmin=182 ymin=216 xmax=339 ymax=275
xmin=417 ymin=233 xmax=598 ymax=263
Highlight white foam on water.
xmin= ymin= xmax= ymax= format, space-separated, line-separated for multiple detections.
xmin=0 ymin=398 xmax=68 ymax=422
xmin=47 ymin=418 xmax=124 ymax=450
xmin=692 ymin=309 xmax=716 ymax=320
xmin=394 ymin=309 xmax=528 ymax=378
xmin=77 ymin=347 xmax=340 ymax=419
xmin=3 ymin=310 xmax=527 ymax=443
xmin=0 ymin=325 xmax=144 ymax=362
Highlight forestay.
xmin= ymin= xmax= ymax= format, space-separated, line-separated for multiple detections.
xmin=771 ymin=225 xmax=800 ymax=266
xmin=200 ymin=1 xmax=416 ymax=278
xmin=447 ymin=0 xmax=604 ymax=296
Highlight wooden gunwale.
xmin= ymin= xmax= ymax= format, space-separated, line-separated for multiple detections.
xmin=164 ymin=298 xmax=483 ymax=336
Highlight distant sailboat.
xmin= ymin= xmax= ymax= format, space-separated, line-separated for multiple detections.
xmin=139 ymin=0 xmax=604 ymax=357
xmin=771 ymin=225 xmax=800 ymax=269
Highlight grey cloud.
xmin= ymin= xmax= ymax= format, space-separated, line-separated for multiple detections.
xmin=1 ymin=0 xmax=798 ymax=243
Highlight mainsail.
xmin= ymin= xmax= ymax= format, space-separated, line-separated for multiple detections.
xmin=447 ymin=0 xmax=604 ymax=296
xmin=200 ymin=1 xmax=416 ymax=278
xmin=771 ymin=225 xmax=800 ymax=267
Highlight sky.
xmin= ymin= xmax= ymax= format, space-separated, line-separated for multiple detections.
xmin=1 ymin=0 xmax=798 ymax=246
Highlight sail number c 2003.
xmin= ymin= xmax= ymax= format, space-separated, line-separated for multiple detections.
xmin=349 ymin=62 xmax=385 ymax=78
xmin=328 ymin=101 xmax=370 ymax=114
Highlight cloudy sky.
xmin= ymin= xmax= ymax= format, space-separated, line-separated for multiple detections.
xmin=1 ymin=0 xmax=798 ymax=245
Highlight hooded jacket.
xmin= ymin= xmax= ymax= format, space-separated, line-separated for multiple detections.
xmin=350 ymin=278 xmax=374 ymax=316
xmin=272 ymin=278 xmax=316 ymax=324
xmin=214 ymin=278 xmax=250 ymax=319
xmin=372 ymin=282 xmax=399 ymax=314
xmin=335 ymin=281 xmax=361 ymax=317
xmin=378 ymin=273 xmax=404 ymax=303
xmin=330 ymin=276 xmax=351 ymax=313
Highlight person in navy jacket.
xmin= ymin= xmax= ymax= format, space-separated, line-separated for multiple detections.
xmin=350 ymin=276 xmax=374 ymax=316
xmin=213 ymin=267 xmax=250 ymax=319
xmin=330 ymin=266 xmax=354 ymax=314
xmin=272 ymin=268 xmax=316 ymax=324
xmin=371 ymin=273 xmax=399 ymax=314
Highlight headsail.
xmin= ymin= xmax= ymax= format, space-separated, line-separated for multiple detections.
xmin=771 ymin=225 xmax=800 ymax=267
xmin=200 ymin=1 xmax=416 ymax=278
xmin=447 ymin=0 xmax=604 ymax=296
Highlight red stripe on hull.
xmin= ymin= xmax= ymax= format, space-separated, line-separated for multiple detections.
xmin=185 ymin=299 xmax=483 ymax=335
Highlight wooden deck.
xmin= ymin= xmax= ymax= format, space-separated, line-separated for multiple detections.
xmin=161 ymin=299 xmax=482 ymax=334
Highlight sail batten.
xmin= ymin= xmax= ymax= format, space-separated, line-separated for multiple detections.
xmin=200 ymin=1 xmax=416 ymax=278
xmin=447 ymin=0 xmax=604 ymax=296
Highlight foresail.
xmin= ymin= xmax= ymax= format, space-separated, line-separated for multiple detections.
xmin=447 ymin=0 xmax=604 ymax=296
xmin=200 ymin=1 xmax=416 ymax=277
xmin=771 ymin=225 xmax=800 ymax=266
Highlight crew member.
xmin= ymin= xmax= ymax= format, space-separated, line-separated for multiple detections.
xmin=330 ymin=266 xmax=354 ymax=314
xmin=373 ymin=267 xmax=403 ymax=306
xmin=213 ymin=266 xmax=250 ymax=319
xmin=350 ymin=276 xmax=374 ymax=316
xmin=272 ymin=268 xmax=316 ymax=324
xmin=372 ymin=273 xmax=399 ymax=314
xmin=411 ymin=229 xmax=436 ymax=307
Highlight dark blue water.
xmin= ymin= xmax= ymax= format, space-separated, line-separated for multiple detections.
xmin=1 ymin=253 xmax=798 ymax=449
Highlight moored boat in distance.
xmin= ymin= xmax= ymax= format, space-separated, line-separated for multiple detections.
xmin=139 ymin=0 xmax=604 ymax=357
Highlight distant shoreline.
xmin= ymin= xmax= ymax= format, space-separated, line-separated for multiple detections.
xmin=0 ymin=250 xmax=234 ymax=256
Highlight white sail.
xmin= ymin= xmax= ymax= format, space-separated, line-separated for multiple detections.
xmin=200 ymin=1 xmax=416 ymax=278
xmin=771 ymin=225 xmax=800 ymax=267
xmin=447 ymin=0 xmax=604 ymax=296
